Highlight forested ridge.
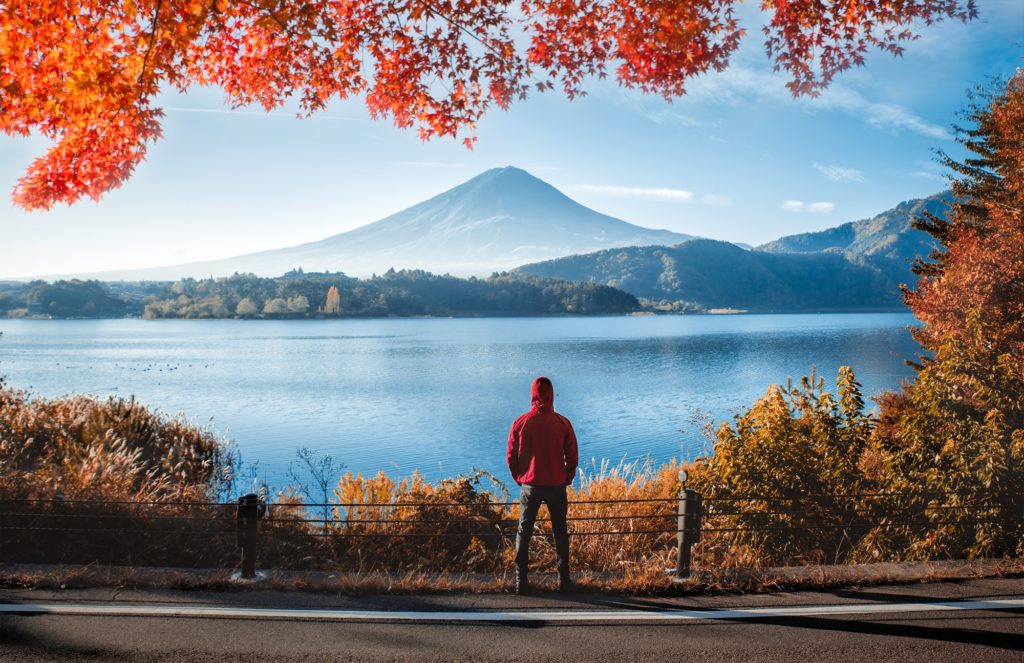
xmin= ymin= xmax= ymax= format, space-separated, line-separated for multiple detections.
xmin=515 ymin=191 xmax=957 ymax=312
xmin=0 ymin=270 xmax=639 ymax=319
xmin=518 ymin=239 xmax=903 ymax=311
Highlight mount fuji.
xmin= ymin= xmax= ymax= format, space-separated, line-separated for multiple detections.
xmin=68 ymin=167 xmax=695 ymax=281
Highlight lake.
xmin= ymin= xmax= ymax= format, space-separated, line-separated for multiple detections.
xmin=0 ymin=314 xmax=920 ymax=489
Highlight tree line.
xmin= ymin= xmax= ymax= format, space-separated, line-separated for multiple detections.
xmin=0 ymin=270 xmax=639 ymax=320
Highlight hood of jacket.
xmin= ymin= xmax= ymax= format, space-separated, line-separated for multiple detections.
xmin=531 ymin=376 xmax=554 ymax=412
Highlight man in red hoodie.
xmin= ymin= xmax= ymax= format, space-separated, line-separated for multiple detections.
xmin=506 ymin=376 xmax=579 ymax=594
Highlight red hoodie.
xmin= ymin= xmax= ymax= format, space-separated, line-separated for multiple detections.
xmin=507 ymin=377 xmax=579 ymax=486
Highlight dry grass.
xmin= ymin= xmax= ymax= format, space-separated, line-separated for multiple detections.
xmin=0 ymin=382 xmax=688 ymax=576
xmin=255 ymin=458 xmax=685 ymax=577
xmin=0 ymin=383 xmax=229 ymax=502
xmin=0 ymin=383 xmax=237 ymax=567
xmin=3 ymin=380 xmax=1019 ymax=594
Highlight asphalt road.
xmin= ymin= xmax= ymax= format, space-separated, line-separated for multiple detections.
xmin=2 ymin=578 xmax=1021 ymax=662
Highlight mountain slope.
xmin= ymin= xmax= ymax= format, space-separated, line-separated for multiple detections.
xmin=517 ymin=239 xmax=899 ymax=310
xmin=759 ymin=191 xmax=952 ymax=284
xmin=61 ymin=167 xmax=693 ymax=281
xmin=516 ymin=192 xmax=954 ymax=310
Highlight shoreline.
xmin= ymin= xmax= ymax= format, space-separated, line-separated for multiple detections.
xmin=4 ymin=307 xmax=912 ymax=322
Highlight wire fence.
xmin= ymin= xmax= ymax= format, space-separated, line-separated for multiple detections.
xmin=0 ymin=491 xmax=1010 ymax=576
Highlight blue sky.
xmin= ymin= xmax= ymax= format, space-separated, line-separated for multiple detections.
xmin=1 ymin=0 xmax=1021 ymax=279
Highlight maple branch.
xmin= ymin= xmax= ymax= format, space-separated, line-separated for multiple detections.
xmin=3 ymin=0 xmax=980 ymax=209
xmin=417 ymin=1 xmax=503 ymax=59
xmin=416 ymin=0 xmax=539 ymax=92
xmin=138 ymin=0 xmax=163 ymax=88
xmin=235 ymin=0 xmax=291 ymax=32
xmin=85 ymin=5 xmax=114 ymax=34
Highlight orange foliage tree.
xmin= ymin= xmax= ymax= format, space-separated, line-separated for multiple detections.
xmin=324 ymin=285 xmax=342 ymax=315
xmin=869 ymin=72 xmax=1024 ymax=558
xmin=1 ymin=0 xmax=975 ymax=210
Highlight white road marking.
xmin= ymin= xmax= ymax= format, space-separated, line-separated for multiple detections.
xmin=1 ymin=599 xmax=1021 ymax=623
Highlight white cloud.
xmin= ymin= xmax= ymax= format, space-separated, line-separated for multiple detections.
xmin=391 ymin=161 xmax=466 ymax=169
xmin=575 ymin=185 xmax=694 ymax=202
xmin=602 ymin=86 xmax=724 ymax=130
xmin=701 ymin=194 xmax=732 ymax=207
xmin=817 ymin=86 xmax=950 ymax=140
xmin=679 ymin=65 xmax=950 ymax=140
xmin=640 ymin=107 xmax=722 ymax=129
xmin=782 ymin=200 xmax=835 ymax=214
xmin=911 ymin=170 xmax=947 ymax=182
xmin=910 ymin=160 xmax=949 ymax=183
xmin=813 ymin=163 xmax=866 ymax=183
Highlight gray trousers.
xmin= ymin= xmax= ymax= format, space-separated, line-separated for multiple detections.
xmin=515 ymin=484 xmax=570 ymax=575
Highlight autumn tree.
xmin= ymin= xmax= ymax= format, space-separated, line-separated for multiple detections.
xmin=686 ymin=75 xmax=1022 ymax=565
xmin=286 ymin=294 xmax=310 ymax=314
xmin=1 ymin=0 xmax=976 ymax=210
xmin=262 ymin=297 xmax=289 ymax=316
xmin=324 ymin=286 xmax=342 ymax=315
xmin=235 ymin=297 xmax=260 ymax=318
xmin=867 ymin=72 xmax=1024 ymax=559
xmin=689 ymin=367 xmax=875 ymax=566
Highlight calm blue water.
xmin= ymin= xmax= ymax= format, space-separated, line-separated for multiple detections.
xmin=0 ymin=314 xmax=919 ymax=488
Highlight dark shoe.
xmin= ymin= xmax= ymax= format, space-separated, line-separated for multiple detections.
xmin=558 ymin=575 xmax=574 ymax=594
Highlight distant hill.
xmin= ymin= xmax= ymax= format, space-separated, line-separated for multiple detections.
xmin=759 ymin=191 xmax=952 ymax=285
xmin=517 ymin=239 xmax=898 ymax=311
xmin=515 ymin=192 xmax=952 ymax=311
xmin=51 ymin=167 xmax=694 ymax=281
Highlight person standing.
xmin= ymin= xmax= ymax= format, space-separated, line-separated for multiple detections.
xmin=506 ymin=376 xmax=579 ymax=594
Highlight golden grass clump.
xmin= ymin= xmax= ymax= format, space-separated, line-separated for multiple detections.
xmin=255 ymin=459 xmax=689 ymax=579
xmin=0 ymin=382 xmax=236 ymax=567
xmin=563 ymin=458 xmax=682 ymax=574
xmin=261 ymin=471 xmax=514 ymax=573
xmin=0 ymin=384 xmax=227 ymax=502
